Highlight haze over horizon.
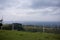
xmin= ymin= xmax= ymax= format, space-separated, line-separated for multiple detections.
xmin=0 ymin=0 xmax=60 ymax=22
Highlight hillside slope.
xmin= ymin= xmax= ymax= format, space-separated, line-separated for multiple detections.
xmin=0 ymin=30 xmax=60 ymax=40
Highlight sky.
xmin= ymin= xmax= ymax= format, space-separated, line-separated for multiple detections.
xmin=0 ymin=0 xmax=60 ymax=22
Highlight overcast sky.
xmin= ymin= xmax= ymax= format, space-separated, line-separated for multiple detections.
xmin=0 ymin=0 xmax=60 ymax=22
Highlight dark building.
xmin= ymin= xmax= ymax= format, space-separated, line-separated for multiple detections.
xmin=12 ymin=23 xmax=24 ymax=31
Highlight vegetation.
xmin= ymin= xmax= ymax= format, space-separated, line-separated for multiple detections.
xmin=0 ymin=24 xmax=60 ymax=34
xmin=0 ymin=23 xmax=60 ymax=40
xmin=0 ymin=30 xmax=60 ymax=40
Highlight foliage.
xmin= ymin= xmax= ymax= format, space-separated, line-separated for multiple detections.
xmin=1 ymin=24 xmax=60 ymax=34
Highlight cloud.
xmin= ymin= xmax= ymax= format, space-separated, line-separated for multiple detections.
xmin=30 ymin=0 xmax=60 ymax=9
xmin=27 ymin=7 xmax=60 ymax=15
xmin=0 ymin=0 xmax=60 ymax=9
xmin=0 ymin=0 xmax=32 ymax=10
xmin=0 ymin=0 xmax=60 ymax=22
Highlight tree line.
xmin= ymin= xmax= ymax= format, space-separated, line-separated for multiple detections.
xmin=0 ymin=23 xmax=60 ymax=34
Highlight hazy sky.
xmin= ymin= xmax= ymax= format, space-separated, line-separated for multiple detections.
xmin=0 ymin=0 xmax=60 ymax=22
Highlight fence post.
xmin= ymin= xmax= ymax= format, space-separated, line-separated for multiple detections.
xmin=12 ymin=24 xmax=14 ymax=30
xmin=43 ymin=24 xmax=45 ymax=33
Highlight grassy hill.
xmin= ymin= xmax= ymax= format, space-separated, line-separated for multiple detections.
xmin=0 ymin=30 xmax=60 ymax=40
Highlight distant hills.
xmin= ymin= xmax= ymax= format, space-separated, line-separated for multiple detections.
xmin=3 ymin=21 xmax=60 ymax=26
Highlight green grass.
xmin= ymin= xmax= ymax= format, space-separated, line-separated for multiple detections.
xmin=0 ymin=30 xmax=60 ymax=40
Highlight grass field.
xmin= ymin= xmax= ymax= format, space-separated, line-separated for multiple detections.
xmin=0 ymin=30 xmax=60 ymax=40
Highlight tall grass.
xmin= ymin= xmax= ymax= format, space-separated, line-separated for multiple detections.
xmin=0 ymin=30 xmax=60 ymax=40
